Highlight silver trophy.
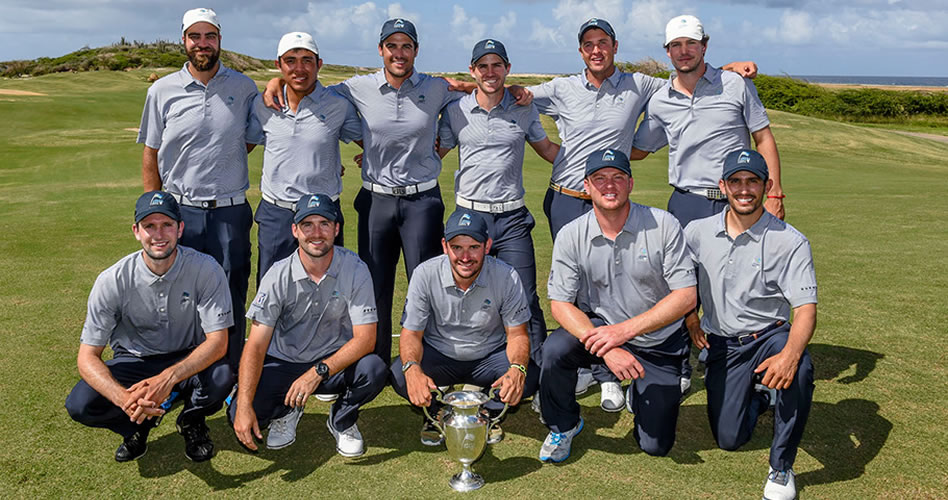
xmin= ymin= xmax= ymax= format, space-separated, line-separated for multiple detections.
xmin=424 ymin=390 xmax=508 ymax=492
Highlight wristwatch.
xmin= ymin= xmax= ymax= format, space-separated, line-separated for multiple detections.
xmin=315 ymin=362 xmax=330 ymax=379
xmin=401 ymin=360 xmax=419 ymax=373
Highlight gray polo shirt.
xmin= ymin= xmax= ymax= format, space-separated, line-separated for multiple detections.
xmin=684 ymin=210 xmax=817 ymax=337
xmin=402 ymin=255 xmax=530 ymax=361
xmin=80 ymin=246 xmax=234 ymax=357
xmin=632 ymin=65 xmax=771 ymax=191
xmin=548 ymin=204 xmax=696 ymax=347
xmin=438 ymin=90 xmax=547 ymax=203
xmin=331 ymin=70 xmax=464 ymax=187
xmin=247 ymin=247 xmax=377 ymax=364
xmin=529 ymin=70 xmax=667 ymax=190
xmin=256 ymin=82 xmax=362 ymax=201
xmin=137 ymin=63 xmax=265 ymax=201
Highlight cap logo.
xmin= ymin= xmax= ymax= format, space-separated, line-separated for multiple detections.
xmin=589 ymin=18 xmax=598 ymax=25
xmin=602 ymin=149 xmax=615 ymax=161
xmin=738 ymin=151 xmax=751 ymax=164
xmin=308 ymin=196 xmax=321 ymax=208
xmin=458 ymin=214 xmax=472 ymax=227
xmin=485 ymin=40 xmax=495 ymax=49
xmin=150 ymin=193 xmax=165 ymax=206
xmin=296 ymin=34 xmax=302 ymax=38
xmin=394 ymin=19 xmax=405 ymax=28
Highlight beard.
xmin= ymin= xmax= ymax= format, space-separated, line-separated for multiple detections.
xmin=142 ymin=242 xmax=177 ymax=261
xmin=188 ymin=47 xmax=220 ymax=72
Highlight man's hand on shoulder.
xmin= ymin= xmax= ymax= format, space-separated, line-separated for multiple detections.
xmin=722 ymin=61 xmax=758 ymax=79
xmin=262 ymin=77 xmax=286 ymax=110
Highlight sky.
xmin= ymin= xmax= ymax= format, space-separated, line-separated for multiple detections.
xmin=2 ymin=0 xmax=947 ymax=77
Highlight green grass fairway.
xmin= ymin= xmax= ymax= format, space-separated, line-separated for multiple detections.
xmin=1 ymin=69 xmax=946 ymax=498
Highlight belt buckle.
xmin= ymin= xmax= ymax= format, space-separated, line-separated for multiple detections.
xmin=737 ymin=332 xmax=757 ymax=345
xmin=201 ymin=200 xmax=217 ymax=209
xmin=391 ymin=186 xmax=407 ymax=196
xmin=707 ymin=188 xmax=723 ymax=200
xmin=490 ymin=202 xmax=504 ymax=213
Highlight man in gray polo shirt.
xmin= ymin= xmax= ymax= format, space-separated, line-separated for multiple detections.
xmin=538 ymin=149 xmax=697 ymax=463
xmin=254 ymin=32 xmax=362 ymax=283
xmin=437 ymin=38 xmax=560 ymax=368
xmin=230 ymin=194 xmax=386 ymax=457
xmin=66 ymin=191 xmax=235 ymax=463
xmin=263 ymin=18 xmax=465 ymax=362
xmin=390 ymin=210 xmax=539 ymax=446
xmin=683 ymin=150 xmax=816 ymax=500
xmin=138 ymin=8 xmax=264 ymax=370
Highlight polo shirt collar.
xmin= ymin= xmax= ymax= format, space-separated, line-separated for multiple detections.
xmin=439 ymin=255 xmax=487 ymax=291
xmin=587 ymin=206 xmax=639 ymax=242
xmin=715 ymin=208 xmax=769 ymax=242
xmin=375 ymin=69 xmax=421 ymax=90
xmin=282 ymin=81 xmax=325 ymax=113
xmin=178 ymin=62 xmax=227 ymax=89
xmin=467 ymin=89 xmax=514 ymax=113
xmin=135 ymin=247 xmax=184 ymax=286
xmin=289 ymin=249 xmax=342 ymax=284
xmin=582 ymin=67 xmax=621 ymax=90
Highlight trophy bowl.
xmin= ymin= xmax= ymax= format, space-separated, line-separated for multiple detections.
xmin=424 ymin=390 xmax=508 ymax=492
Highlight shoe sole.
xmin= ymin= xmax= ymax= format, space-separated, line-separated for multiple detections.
xmin=420 ymin=437 xmax=445 ymax=447
xmin=266 ymin=437 xmax=296 ymax=450
xmin=600 ymin=402 xmax=624 ymax=413
xmin=539 ymin=419 xmax=584 ymax=463
xmin=315 ymin=394 xmax=339 ymax=402
xmin=336 ymin=446 xmax=365 ymax=458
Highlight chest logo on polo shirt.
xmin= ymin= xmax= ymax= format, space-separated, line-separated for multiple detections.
xmin=752 ymin=257 xmax=761 ymax=269
xmin=481 ymin=299 xmax=492 ymax=310
xmin=418 ymin=94 xmax=426 ymax=103
xmin=638 ymin=247 xmax=648 ymax=260
xmin=181 ymin=291 xmax=192 ymax=305
xmin=318 ymin=114 xmax=326 ymax=121
xmin=226 ymin=96 xmax=235 ymax=106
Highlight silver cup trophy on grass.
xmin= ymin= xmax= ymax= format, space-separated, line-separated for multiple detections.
xmin=423 ymin=389 xmax=508 ymax=492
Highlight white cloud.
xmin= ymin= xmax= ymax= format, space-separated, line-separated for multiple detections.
xmin=450 ymin=5 xmax=488 ymax=49
xmin=494 ymin=11 xmax=517 ymax=38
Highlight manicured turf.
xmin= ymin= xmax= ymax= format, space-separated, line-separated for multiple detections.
xmin=0 ymin=69 xmax=945 ymax=498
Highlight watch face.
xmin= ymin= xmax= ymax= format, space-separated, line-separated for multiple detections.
xmin=317 ymin=362 xmax=329 ymax=377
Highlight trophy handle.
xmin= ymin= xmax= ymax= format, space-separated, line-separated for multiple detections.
xmin=422 ymin=388 xmax=446 ymax=434
xmin=487 ymin=388 xmax=510 ymax=428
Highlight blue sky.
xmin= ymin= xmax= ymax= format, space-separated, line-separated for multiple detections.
xmin=2 ymin=0 xmax=947 ymax=77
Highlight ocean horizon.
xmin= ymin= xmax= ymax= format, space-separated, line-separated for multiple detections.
xmin=790 ymin=75 xmax=948 ymax=87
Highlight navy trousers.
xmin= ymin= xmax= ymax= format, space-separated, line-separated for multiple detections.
xmin=353 ymin=187 xmax=445 ymax=362
xmin=65 ymin=351 xmax=234 ymax=438
xmin=227 ymin=354 xmax=387 ymax=431
xmin=540 ymin=323 xmax=689 ymax=456
xmin=705 ymin=322 xmax=814 ymax=471
xmin=178 ymin=202 xmax=253 ymax=371
xmin=254 ymin=198 xmax=345 ymax=285
xmin=454 ymin=206 xmax=547 ymax=366
xmin=390 ymin=343 xmax=540 ymax=415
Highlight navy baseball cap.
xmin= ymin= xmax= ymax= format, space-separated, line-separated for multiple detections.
xmin=722 ymin=149 xmax=769 ymax=181
xmin=294 ymin=193 xmax=338 ymax=224
xmin=135 ymin=191 xmax=181 ymax=223
xmin=578 ymin=18 xmax=616 ymax=43
xmin=471 ymin=39 xmax=509 ymax=65
xmin=585 ymin=148 xmax=631 ymax=177
xmin=379 ymin=18 xmax=418 ymax=45
xmin=444 ymin=210 xmax=489 ymax=243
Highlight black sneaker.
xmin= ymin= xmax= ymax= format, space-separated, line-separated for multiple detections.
xmin=115 ymin=429 xmax=149 ymax=462
xmin=177 ymin=421 xmax=215 ymax=462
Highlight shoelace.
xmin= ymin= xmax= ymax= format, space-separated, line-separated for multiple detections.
xmin=768 ymin=470 xmax=790 ymax=486
xmin=340 ymin=426 xmax=359 ymax=440
xmin=549 ymin=432 xmax=565 ymax=445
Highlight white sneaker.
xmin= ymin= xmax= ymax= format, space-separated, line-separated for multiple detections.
xmin=763 ymin=467 xmax=796 ymax=500
xmin=266 ymin=407 xmax=303 ymax=450
xmin=575 ymin=370 xmax=595 ymax=396
xmin=315 ymin=393 xmax=339 ymax=402
xmin=599 ymin=381 xmax=625 ymax=412
xmin=327 ymin=419 xmax=365 ymax=457
xmin=538 ymin=418 xmax=584 ymax=463
xmin=531 ymin=394 xmax=546 ymax=425
xmin=680 ymin=376 xmax=692 ymax=401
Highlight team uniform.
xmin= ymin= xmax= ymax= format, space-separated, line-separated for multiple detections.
xmin=228 ymin=247 xmax=387 ymax=438
xmin=390 ymin=254 xmax=539 ymax=413
xmin=66 ymin=246 xmax=235 ymax=441
xmin=542 ymin=204 xmax=696 ymax=456
xmin=253 ymin=83 xmax=362 ymax=281
xmin=529 ymin=71 xmax=667 ymax=238
xmin=137 ymin=62 xmax=264 ymax=369
xmin=684 ymin=209 xmax=816 ymax=472
xmin=632 ymin=65 xmax=770 ymax=227
xmin=330 ymin=70 xmax=464 ymax=360
xmin=438 ymin=89 xmax=548 ymax=364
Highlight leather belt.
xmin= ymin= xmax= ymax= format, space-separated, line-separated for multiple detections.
xmin=549 ymin=182 xmax=591 ymax=200
xmin=262 ymin=192 xmax=339 ymax=211
xmin=676 ymin=186 xmax=726 ymax=200
xmin=712 ymin=321 xmax=786 ymax=346
xmin=363 ymin=179 xmax=438 ymax=196
xmin=171 ymin=193 xmax=246 ymax=209
xmin=456 ymin=196 xmax=525 ymax=214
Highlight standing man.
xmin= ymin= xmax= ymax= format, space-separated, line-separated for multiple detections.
xmin=254 ymin=32 xmax=362 ymax=282
xmin=230 ymin=194 xmax=387 ymax=457
xmin=632 ymin=14 xmax=784 ymax=225
xmin=138 ymin=8 xmax=264 ymax=370
xmin=390 ymin=210 xmax=539 ymax=446
xmin=538 ymin=149 xmax=697 ymax=463
xmin=683 ymin=149 xmax=816 ymax=500
xmin=263 ymin=18 xmax=465 ymax=361
xmin=65 ymin=192 xmax=235 ymax=463
xmin=437 ymin=38 xmax=559 ymax=367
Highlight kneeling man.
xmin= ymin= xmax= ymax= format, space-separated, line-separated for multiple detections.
xmin=66 ymin=191 xmax=234 ymax=462
xmin=230 ymin=194 xmax=387 ymax=456
xmin=683 ymin=149 xmax=816 ymax=500
xmin=539 ymin=149 xmax=697 ymax=462
xmin=390 ymin=210 xmax=539 ymax=446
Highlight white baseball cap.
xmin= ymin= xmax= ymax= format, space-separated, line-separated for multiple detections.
xmin=664 ymin=15 xmax=707 ymax=47
xmin=277 ymin=32 xmax=319 ymax=58
xmin=182 ymin=8 xmax=221 ymax=36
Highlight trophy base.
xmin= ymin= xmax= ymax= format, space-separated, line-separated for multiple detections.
xmin=449 ymin=470 xmax=485 ymax=492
